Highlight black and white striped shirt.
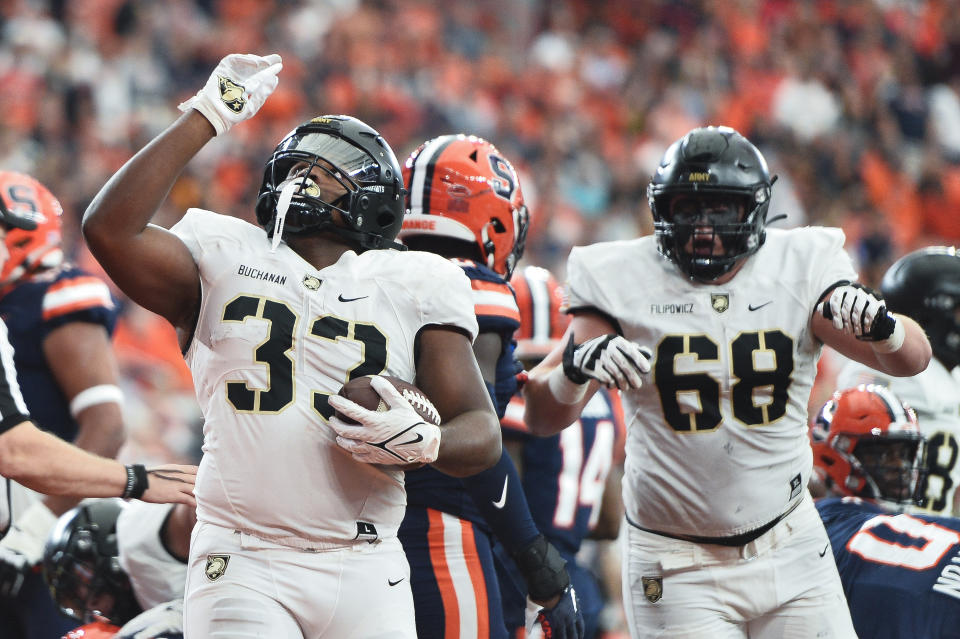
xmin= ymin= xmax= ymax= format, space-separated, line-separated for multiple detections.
xmin=0 ymin=320 xmax=29 ymax=436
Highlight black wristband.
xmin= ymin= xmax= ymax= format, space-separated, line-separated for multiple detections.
xmin=122 ymin=464 xmax=149 ymax=499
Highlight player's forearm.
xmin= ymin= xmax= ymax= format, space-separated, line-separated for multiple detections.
xmin=430 ymin=409 xmax=501 ymax=477
xmin=522 ymin=366 xmax=591 ymax=436
xmin=869 ymin=315 xmax=931 ymax=376
xmin=72 ymin=404 xmax=127 ymax=459
xmin=0 ymin=421 xmax=127 ymax=497
xmin=83 ymin=110 xmax=213 ymax=244
xmin=42 ymin=406 xmax=128 ymax=515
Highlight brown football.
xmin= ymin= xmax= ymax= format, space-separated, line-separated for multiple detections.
xmin=336 ymin=375 xmax=442 ymax=471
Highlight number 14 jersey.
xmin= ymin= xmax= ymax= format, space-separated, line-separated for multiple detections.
xmin=565 ymin=227 xmax=856 ymax=538
xmin=171 ymin=209 xmax=477 ymax=548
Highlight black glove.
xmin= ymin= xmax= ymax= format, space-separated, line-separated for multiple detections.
xmin=536 ymin=585 xmax=585 ymax=639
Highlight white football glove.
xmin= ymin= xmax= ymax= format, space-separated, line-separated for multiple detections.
xmin=817 ymin=283 xmax=898 ymax=341
xmin=178 ymin=53 xmax=282 ymax=136
xmin=562 ymin=333 xmax=652 ymax=390
xmin=327 ymin=376 xmax=442 ymax=466
xmin=116 ymin=598 xmax=183 ymax=639
xmin=0 ymin=501 xmax=58 ymax=598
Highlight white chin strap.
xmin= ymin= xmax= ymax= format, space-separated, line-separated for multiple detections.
xmin=272 ymin=177 xmax=317 ymax=252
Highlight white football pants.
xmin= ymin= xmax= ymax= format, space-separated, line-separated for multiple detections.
xmin=184 ymin=521 xmax=416 ymax=638
xmin=622 ymin=493 xmax=858 ymax=638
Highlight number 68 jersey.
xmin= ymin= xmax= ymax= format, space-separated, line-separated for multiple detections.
xmin=565 ymin=227 xmax=856 ymax=538
xmin=171 ymin=209 xmax=478 ymax=548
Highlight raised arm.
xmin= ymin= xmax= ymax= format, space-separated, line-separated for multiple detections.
xmin=812 ymin=283 xmax=931 ymax=376
xmin=82 ymin=112 xmax=210 ymax=329
xmin=523 ymin=312 xmax=651 ymax=436
xmin=82 ymin=53 xmax=282 ymax=333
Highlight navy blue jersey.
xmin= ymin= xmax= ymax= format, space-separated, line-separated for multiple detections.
xmin=404 ymin=258 xmax=520 ymax=522
xmin=817 ymin=496 xmax=960 ymax=639
xmin=501 ymin=388 xmax=624 ymax=557
xmin=0 ymin=265 xmax=117 ymax=441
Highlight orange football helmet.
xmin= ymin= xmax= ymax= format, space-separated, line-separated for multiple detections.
xmin=811 ymin=384 xmax=925 ymax=510
xmin=0 ymin=171 xmax=63 ymax=288
xmin=399 ymin=134 xmax=528 ymax=279
xmin=511 ymin=265 xmax=568 ymax=361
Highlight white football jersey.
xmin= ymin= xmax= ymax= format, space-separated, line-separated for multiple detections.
xmin=117 ymin=502 xmax=187 ymax=610
xmin=171 ymin=209 xmax=478 ymax=547
xmin=566 ymin=227 xmax=856 ymax=538
xmin=837 ymin=356 xmax=960 ymax=515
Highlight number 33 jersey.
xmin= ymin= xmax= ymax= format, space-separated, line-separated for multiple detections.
xmin=565 ymin=227 xmax=856 ymax=538
xmin=171 ymin=209 xmax=478 ymax=547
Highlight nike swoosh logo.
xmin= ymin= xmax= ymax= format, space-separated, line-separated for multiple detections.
xmin=398 ymin=433 xmax=424 ymax=447
xmin=492 ymin=476 xmax=509 ymax=509
xmin=388 ymin=578 xmax=405 ymax=586
xmin=338 ymin=294 xmax=369 ymax=303
xmin=819 ymin=544 xmax=829 ymax=558
xmin=748 ymin=301 xmax=773 ymax=311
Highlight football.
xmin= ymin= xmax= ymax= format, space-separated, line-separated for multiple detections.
xmin=336 ymin=375 xmax=442 ymax=471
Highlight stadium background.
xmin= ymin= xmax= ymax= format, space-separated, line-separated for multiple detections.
xmin=2 ymin=0 xmax=959 ymax=635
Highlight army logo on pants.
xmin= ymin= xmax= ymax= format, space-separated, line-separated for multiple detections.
xmin=642 ymin=576 xmax=663 ymax=603
xmin=205 ymin=554 xmax=231 ymax=581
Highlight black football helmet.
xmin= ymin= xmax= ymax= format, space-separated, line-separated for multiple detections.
xmin=255 ymin=115 xmax=406 ymax=251
xmin=881 ymin=246 xmax=960 ymax=370
xmin=43 ymin=500 xmax=141 ymax=626
xmin=647 ymin=126 xmax=774 ymax=281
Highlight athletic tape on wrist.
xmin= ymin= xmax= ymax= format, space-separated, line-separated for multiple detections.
xmin=872 ymin=318 xmax=906 ymax=354
xmin=69 ymin=384 xmax=123 ymax=417
xmin=547 ymin=366 xmax=588 ymax=405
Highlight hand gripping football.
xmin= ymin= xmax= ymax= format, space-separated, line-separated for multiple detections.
xmin=336 ymin=375 xmax=442 ymax=470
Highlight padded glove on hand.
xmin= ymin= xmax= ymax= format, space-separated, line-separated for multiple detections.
xmin=178 ymin=53 xmax=282 ymax=136
xmin=562 ymin=333 xmax=652 ymax=390
xmin=535 ymin=586 xmax=585 ymax=639
xmin=328 ymin=376 xmax=442 ymax=466
xmin=818 ymin=283 xmax=897 ymax=341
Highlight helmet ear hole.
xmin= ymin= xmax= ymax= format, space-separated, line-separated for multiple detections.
xmin=490 ymin=218 xmax=506 ymax=233
xmin=377 ymin=211 xmax=396 ymax=229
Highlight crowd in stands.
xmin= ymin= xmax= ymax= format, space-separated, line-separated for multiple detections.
xmin=2 ymin=1 xmax=959 ymax=634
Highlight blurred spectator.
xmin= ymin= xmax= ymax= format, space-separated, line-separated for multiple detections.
xmin=3 ymin=2 xmax=960 ymax=634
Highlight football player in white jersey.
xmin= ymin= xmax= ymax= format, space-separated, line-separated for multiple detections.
xmin=521 ymin=126 xmax=932 ymax=638
xmin=81 ymin=53 xmax=502 ymax=639
xmin=836 ymin=247 xmax=960 ymax=516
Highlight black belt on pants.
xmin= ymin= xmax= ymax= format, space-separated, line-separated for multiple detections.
xmin=626 ymin=499 xmax=803 ymax=548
